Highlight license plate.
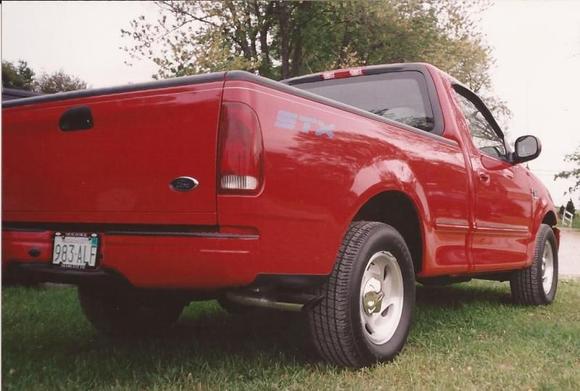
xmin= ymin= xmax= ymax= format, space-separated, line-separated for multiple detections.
xmin=52 ymin=232 xmax=99 ymax=269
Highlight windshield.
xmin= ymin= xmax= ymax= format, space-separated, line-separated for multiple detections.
xmin=292 ymin=71 xmax=435 ymax=132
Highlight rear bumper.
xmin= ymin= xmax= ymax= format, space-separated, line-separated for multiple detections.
xmin=2 ymin=228 xmax=260 ymax=289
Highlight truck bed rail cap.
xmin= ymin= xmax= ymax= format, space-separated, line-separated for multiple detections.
xmin=2 ymin=72 xmax=226 ymax=108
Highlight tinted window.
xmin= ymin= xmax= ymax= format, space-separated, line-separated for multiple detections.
xmin=454 ymin=90 xmax=507 ymax=159
xmin=294 ymin=71 xmax=435 ymax=131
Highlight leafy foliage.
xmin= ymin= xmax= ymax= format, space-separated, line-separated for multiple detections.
xmin=555 ymin=147 xmax=580 ymax=195
xmin=558 ymin=205 xmax=566 ymax=218
xmin=33 ymin=71 xmax=88 ymax=94
xmin=566 ymin=199 xmax=576 ymax=216
xmin=121 ymin=0 xmax=493 ymax=87
xmin=2 ymin=60 xmax=87 ymax=93
xmin=2 ymin=60 xmax=35 ymax=90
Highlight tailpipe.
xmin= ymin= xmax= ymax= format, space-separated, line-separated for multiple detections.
xmin=224 ymin=290 xmax=320 ymax=312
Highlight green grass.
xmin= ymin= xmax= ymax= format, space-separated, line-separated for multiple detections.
xmin=3 ymin=280 xmax=580 ymax=390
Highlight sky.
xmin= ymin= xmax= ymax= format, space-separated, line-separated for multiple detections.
xmin=480 ymin=0 xmax=580 ymax=206
xmin=2 ymin=0 xmax=580 ymax=206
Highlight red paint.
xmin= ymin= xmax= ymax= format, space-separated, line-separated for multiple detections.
xmin=3 ymin=83 xmax=224 ymax=225
xmin=2 ymin=64 xmax=557 ymax=288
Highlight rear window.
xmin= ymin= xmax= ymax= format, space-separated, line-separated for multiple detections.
xmin=293 ymin=71 xmax=435 ymax=132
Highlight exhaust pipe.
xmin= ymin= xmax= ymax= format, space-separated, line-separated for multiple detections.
xmin=224 ymin=291 xmax=314 ymax=312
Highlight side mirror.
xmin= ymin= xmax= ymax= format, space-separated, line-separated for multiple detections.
xmin=513 ymin=135 xmax=541 ymax=164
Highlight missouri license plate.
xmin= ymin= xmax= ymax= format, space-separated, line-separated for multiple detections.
xmin=52 ymin=232 xmax=99 ymax=269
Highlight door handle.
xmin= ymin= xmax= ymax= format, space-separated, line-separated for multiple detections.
xmin=478 ymin=172 xmax=490 ymax=183
xmin=503 ymin=171 xmax=514 ymax=179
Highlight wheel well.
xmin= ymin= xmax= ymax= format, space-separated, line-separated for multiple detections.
xmin=353 ymin=191 xmax=423 ymax=273
xmin=542 ymin=210 xmax=557 ymax=227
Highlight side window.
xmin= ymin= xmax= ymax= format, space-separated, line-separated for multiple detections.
xmin=454 ymin=89 xmax=507 ymax=159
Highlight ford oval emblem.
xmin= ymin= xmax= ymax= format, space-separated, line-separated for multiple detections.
xmin=170 ymin=176 xmax=199 ymax=192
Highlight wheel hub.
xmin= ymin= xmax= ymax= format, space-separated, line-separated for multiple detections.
xmin=541 ymin=241 xmax=554 ymax=294
xmin=359 ymin=251 xmax=405 ymax=345
xmin=362 ymin=277 xmax=384 ymax=315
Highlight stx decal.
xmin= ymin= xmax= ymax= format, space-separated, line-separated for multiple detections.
xmin=274 ymin=110 xmax=335 ymax=139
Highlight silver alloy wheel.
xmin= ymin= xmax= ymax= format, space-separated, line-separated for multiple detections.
xmin=541 ymin=240 xmax=554 ymax=294
xmin=359 ymin=251 xmax=404 ymax=345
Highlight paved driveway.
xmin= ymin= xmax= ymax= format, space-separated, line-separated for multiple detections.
xmin=559 ymin=228 xmax=580 ymax=277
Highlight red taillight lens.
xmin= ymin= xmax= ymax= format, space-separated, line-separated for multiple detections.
xmin=218 ymin=102 xmax=263 ymax=194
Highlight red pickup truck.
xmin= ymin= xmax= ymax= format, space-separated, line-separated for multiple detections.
xmin=2 ymin=63 xmax=559 ymax=367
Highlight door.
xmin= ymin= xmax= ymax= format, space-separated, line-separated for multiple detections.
xmin=452 ymin=86 xmax=533 ymax=269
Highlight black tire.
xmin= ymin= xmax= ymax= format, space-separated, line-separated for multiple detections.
xmin=307 ymin=221 xmax=416 ymax=368
xmin=510 ymin=224 xmax=558 ymax=305
xmin=78 ymin=286 xmax=185 ymax=337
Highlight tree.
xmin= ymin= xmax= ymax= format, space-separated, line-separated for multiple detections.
xmin=566 ymin=199 xmax=576 ymax=216
xmin=121 ymin=0 xmax=493 ymax=85
xmin=2 ymin=60 xmax=35 ymax=90
xmin=2 ymin=60 xmax=87 ymax=93
xmin=558 ymin=205 xmax=565 ymax=218
xmin=555 ymin=147 xmax=580 ymax=195
xmin=33 ymin=70 xmax=87 ymax=93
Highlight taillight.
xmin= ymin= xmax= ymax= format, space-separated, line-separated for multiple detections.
xmin=218 ymin=102 xmax=263 ymax=194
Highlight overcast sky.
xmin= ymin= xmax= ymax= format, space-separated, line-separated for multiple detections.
xmin=2 ymin=1 xmax=579 ymax=205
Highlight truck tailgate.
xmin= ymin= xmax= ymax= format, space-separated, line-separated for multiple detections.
xmin=2 ymin=81 xmax=224 ymax=226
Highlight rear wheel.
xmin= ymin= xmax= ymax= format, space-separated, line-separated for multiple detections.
xmin=78 ymin=287 xmax=185 ymax=336
xmin=510 ymin=224 xmax=558 ymax=305
xmin=307 ymin=221 xmax=416 ymax=368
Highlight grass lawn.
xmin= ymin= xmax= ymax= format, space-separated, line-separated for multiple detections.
xmin=3 ymin=280 xmax=580 ymax=390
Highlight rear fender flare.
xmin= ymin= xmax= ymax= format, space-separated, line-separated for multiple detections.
xmin=343 ymin=159 xmax=430 ymax=248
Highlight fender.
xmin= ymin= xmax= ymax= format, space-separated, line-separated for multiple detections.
xmin=534 ymin=203 xmax=558 ymax=241
xmin=522 ymin=181 xmax=558 ymax=268
xmin=341 ymin=158 xmax=430 ymax=272
xmin=348 ymin=159 xmax=430 ymax=227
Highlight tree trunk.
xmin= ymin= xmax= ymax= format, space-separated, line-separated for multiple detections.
xmin=276 ymin=2 xmax=291 ymax=79
xmin=290 ymin=30 xmax=303 ymax=77
xmin=258 ymin=1 xmax=274 ymax=77
xmin=288 ymin=2 xmax=311 ymax=77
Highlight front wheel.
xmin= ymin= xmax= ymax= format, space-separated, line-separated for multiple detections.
xmin=510 ymin=224 xmax=558 ymax=305
xmin=307 ymin=221 xmax=416 ymax=368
